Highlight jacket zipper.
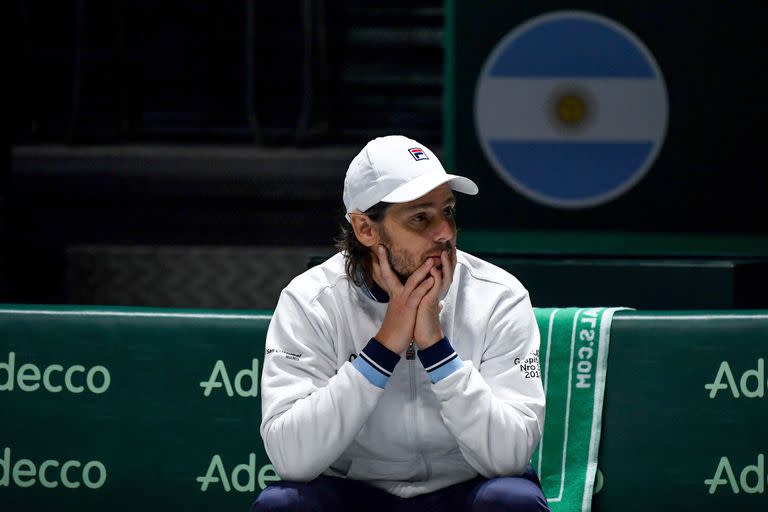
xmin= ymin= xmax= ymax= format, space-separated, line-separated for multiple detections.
xmin=406 ymin=341 xmax=416 ymax=400
xmin=407 ymin=341 xmax=430 ymax=480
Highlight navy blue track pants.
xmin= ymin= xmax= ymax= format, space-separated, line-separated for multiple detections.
xmin=251 ymin=466 xmax=550 ymax=512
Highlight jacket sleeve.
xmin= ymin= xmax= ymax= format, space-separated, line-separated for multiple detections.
xmin=417 ymin=290 xmax=545 ymax=477
xmin=260 ymin=287 xmax=399 ymax=481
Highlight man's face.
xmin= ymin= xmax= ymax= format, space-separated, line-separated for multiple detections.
xmin=375 ymin=184 xmax=458 ymax=284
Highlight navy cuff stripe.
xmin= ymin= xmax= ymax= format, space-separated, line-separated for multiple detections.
xmin=427 ymin=353 xmax=458 ymax=372
xmin=417 ymin=337 xmax=463 ymax=383
xmin=363 ymin=338 xmax=400 ymax=374
xmin=417 ymin=337 xmax=453 ymax=368
xmin=352 ymin=357 xmax=388 ymax=389
xmin=358 ymin=352 xmax=390 ymax=377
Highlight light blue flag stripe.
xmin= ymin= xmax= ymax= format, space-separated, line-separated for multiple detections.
xmin=488 ymin=141 xmax=653 ymax=200
xmin=490 ymin=18 xmax=655 ymax=78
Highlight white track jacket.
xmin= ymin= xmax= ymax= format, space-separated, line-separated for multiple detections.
xmin=260 ymin=250 xmax=545 ymax=497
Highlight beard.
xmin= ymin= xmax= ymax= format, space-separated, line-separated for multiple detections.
xmin=382 ymin=244 xmax=412 ymax=285
xmin=379 ymin=228 xmax=453 ymax=285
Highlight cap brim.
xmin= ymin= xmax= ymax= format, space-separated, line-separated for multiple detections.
xmin=380 ymin=173 xmax=479 ymax=204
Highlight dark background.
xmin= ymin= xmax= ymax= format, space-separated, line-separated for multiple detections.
xmin=4 ymin=0 xmax=767 ymax=308
xmin=7 ymin=0 xmax=445 ymax=306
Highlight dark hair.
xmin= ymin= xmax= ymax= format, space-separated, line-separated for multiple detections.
xmin=335 ymin=202 xmax=391 ymax=286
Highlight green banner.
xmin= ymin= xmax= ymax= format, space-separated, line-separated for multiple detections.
xmin=2 ymin=306 xmax=767 ymax=511
xmin=0 ymin=307 xmax=274 ymax=511
xmin=595 ymin=312 xmax=768 ymax=511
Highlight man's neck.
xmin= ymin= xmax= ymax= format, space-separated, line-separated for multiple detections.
xmin=357 ymin=269 xmax=389 ymax=303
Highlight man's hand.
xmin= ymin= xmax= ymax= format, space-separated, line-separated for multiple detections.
xmin=372 ymin=245 xmax=436 ymax=354
xmin=414 ymin=247 xmax=455 ymax=349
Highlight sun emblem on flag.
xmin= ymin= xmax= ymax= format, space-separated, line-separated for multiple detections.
xmin=548 ymin=85 xmax=594 ymax=133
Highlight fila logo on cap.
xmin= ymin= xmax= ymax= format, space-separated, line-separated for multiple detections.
xmin=474 ymin=11 xmax=668 ymax=209
xmin=408 ymin=147 xmax=429 ymax=161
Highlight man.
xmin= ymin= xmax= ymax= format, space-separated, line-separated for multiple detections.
xmin=253 ymin=135 xmax=548 ymax=511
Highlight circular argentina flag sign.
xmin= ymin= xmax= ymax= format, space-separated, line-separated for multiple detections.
xmin=474 ymin=11 xmax=668 ymax=208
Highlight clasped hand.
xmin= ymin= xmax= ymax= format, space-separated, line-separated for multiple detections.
xmin=372 ymin=245 xmax=454 ymax=354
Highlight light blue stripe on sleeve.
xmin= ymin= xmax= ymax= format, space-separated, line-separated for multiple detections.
xmin=352 ymin=356 xmax=389 ymax=389
xmin=429 ymin=357 xmax=464 ymax=383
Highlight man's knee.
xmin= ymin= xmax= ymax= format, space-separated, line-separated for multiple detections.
xmin=251 ymin=482 xmax=316 ymax=512
xmin=469 ymin=477 xmax=550 ymax=512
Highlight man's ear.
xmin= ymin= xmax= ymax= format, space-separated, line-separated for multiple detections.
xmin=349 ymin=214 xmax=380 ymax=248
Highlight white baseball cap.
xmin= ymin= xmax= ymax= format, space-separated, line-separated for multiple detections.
xmin=343 ymin=135 xmax=479 ymax=221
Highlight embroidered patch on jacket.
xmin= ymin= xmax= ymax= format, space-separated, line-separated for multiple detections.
xmin=265 ymin=347 xmax=302 ymax=361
